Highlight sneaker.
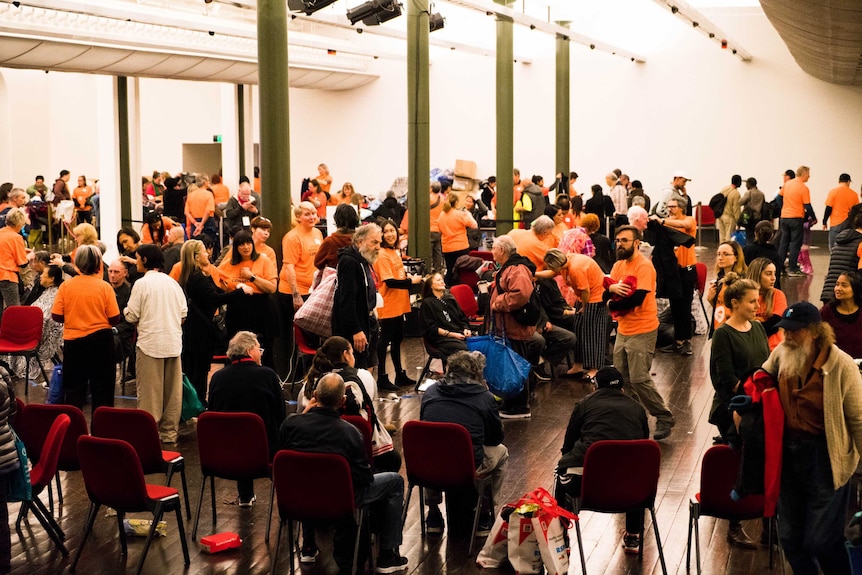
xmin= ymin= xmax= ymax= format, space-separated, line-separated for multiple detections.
xmin=653 ymin=420 xmax=675 ymax=441
xmin=787 ymin=269 xmax=806 ymax=277
xmin=238 ymin=495 xmax=256 ymax=508
xmin=660 ymin=343 xmax=681 ymax=354
xmin=300 ymin=544 xmax=319 ymax=563
xmin=727 ymin=524 xmax=757 ymax=549
xmin=375 ymin=550 xmax=408 ymax=573
xmin=394 ymin=371 xmax=417 ymax=387
xmin=377 ymin=375 xmax=400 ymax=394
xmin=499 ymin=407 xmax=531 ymax=420
xmin=679 ymin=341 xmax=693 ymax=356
xmin=622 ymin=531 xmax=640 ymax=554
xmin=425 ymin=507 xmax=444 ymax=534
xmin=531 ymin=366 xmax=552 ymax=382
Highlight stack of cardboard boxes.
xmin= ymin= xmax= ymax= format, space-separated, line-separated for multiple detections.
xmin=451 ymin=159 xmax=478 ymax=205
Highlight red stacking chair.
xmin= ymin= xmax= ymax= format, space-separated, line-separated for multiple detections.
xmin=192 ymin=411 xmax=275 ymax=541
xmin=694 ymin=262 xmax=710 ymax=322
xmin=457 ymin=250 xmax=494 ymax=291
xmin=696 ymin=204 xmax=717 ymax=245
xmin=15 ymin=413 xmax=70 ymax=556
xmin=270 ymin=450 xmax=367 ymax=575
xmin=0 ymin=306 xmax=51 ymax=396
xmin=91 ymin=407 xmax=191 ymax=519
xmin=687 ymin=445 xmax=776 ymax=574
xmin=293 ymin=324 xmax=318 ymax=392
xmin=71 ymin=436 xmax=190 ymax=575
xmin=401 ymin=420 xmax=493 ymax=554
xmin=14 ymin=403 xmax=88 ymax=514
xmin=571 ymin=439 xmax=668 ymax=575
xmin=342 ymin=414 xmax=373 ymax=465
xmin=416 ymin=337 xmax=448 ymax=391
xmin=449 ymin=284 xmax=485 ymax=334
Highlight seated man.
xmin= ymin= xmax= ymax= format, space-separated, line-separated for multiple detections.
xmin=278 ymin=373 xmax=408 ymax=574
xmin=420 ymin=351 xmax=507 ymax=535
xmin=208 ymin=331 xmax=286 ymax=506
xmin=554 ymin=366 xmax=649 ymax=554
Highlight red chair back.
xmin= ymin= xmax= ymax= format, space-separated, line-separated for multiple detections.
xmin=272 ymin=450 xmax=355 ymax=521
xmin=698 ymin=445 xmax=764 ymax=519
xmin=0 ymin=306 xmax=43 ymax=350
xmin=450 ymin=284 xmax=479 ymax=319
xmin=402 ymin=420 xmax=475 ymax=490
xmin=30 ymin=414 xmax=70 ymax=489
xmin=580 ymin=439 xmax=661 ymax=513
xmin=77 ymin=436 xmax=153 ymax=511
xmin=696 ymin=205 xmax=716 ymax=226
xmin=294 ymin=324 xmax=317 ymax=355
xmin=197 ymin=411 xmax=271 ymax=480
xmin=694 ymin=262 xmax=707 ymax=295
xmin=469 ymin=250 xmax=494 ymax=262
xmin=17 ymin=403 xmax=88 ymax=471
xmin=91 ymin=407 xmax=165 ymax=475
xmin=342 ymin=415 xmax=373 ymax=463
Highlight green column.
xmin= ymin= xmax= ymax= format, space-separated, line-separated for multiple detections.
xmin=555 ymin=23 xmax=571 ymax=184
xmin=495 ymin=1 xmax=514 ymax=235
xmin=257 ymin=0 xmax=292 ymax=252
xmin=117 ymin=76 xmax=132 ymax=226
xmin=407 ymin=0 xmax=430 ymax=262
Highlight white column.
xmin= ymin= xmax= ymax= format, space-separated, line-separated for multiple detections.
xmin=127 ymin=77 xmax=142 ymax=227
xmin=95 ymin=75 xmax=120 ymax=256
xmin=219 ymin=83 xmax=239 ymax=196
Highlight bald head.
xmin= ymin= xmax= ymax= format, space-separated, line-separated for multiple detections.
xmin=168 ymin=227 xmax=184 ymax=244
xmin=314 ymin=373 xmax=346 ymax=409
xmin=108 ymin=259 xmax=128 ymax=288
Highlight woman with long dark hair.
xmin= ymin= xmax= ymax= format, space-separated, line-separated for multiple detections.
xmin=745 ymin=257 xmax=787 ymax=351
xmin=419 ymin=272 xmax=471 ymax=357
xmin=217 ymin=230 xmax=277 ymax=368
xmin=820 ymin=270 xmax=862 ymax=358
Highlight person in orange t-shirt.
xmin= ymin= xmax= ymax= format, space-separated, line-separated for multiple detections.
xmin=72 ymin=175 xmax=94 ymax=224
xmin=316 ymin=164 xmax=332 ymax=195
xmin=651 ymin=196 xmax=697 ymax=355
xmin=51 ymin=245 xmax=120 ymax=415
xmin=778 ymin=165 xmax=813 ymax=275
xmin=0 ymin=208 xmax=29 ymax=322
xmin=279 ymin=202 xmax=323 ymax=310
xmin=140 ymin=211 xmax=175 ymax=247
xmin=185 ymin=180 xmax=217 ymax=244
xmin=823 ymin=173 xmax=858 ymax=249
xmin=507 ymin=216 xmax=557 ymax=272
xmin=607 ymin=225 xmax=675 ymax=440
xmin=210 ymin=174 xmax=231 ymax=206
xmin=250 ymin=216 xmax=277 ymax=265
xmin=437 ymin=194 xmax=478 ymax=286
xmin=373 ymin=219 xmax=423 ymax=391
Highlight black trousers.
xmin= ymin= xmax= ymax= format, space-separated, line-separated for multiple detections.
xmin=668 ymin=266 xmax=697 ymax=342
xmin=63 ymin=328 xmax=115 ymax=417
xmin=377 ymin=316 xmax=405 ymax=374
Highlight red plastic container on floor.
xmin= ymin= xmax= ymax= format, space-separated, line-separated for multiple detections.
xmin=200 ymin=532 xmax=242 ymax=554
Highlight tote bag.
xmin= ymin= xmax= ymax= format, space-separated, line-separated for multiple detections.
xmin=294 ymin=267 xmax=337 ymax=338
xmin=7 ymin=428 xmax=30 ymax=503
xmin=466 ymin=333 xmax=530 ymax=399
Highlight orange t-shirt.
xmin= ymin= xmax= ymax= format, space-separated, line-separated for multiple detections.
xmin=429 ymin=197 xmax=444 ymax=233
xmin=52 ymin=274 xmax=120 ymax=340
xmin=186 ymin=188 xmax=215 ymax=219
xmin=672 ymin=216 xmax=697 ymax=267
xmin=279 ymin=227 xmax=323 ymax=295
xmin=609 ymin=253 xmax=659 ymax=336
xmin=508 ymin=228 xmax=553 ymax=271
xmin=825 ymin=184 xmax=859 ymax=227
xmin=169 ymin=262 xmax=229 ymax=290
xmin=564 ymin=253 xmax=605 ymax=304
xmin=757 ymin=288 xmax=787 ymax=351
xmin=311 ymin=191 xmax=328 ymax=219
xmin=211 ymin=183 xmax=230 ymax=205
xmin=0 ymin=227 xmax=27 ymax=282
xmin=374 ymin=248 xmax=411 ymax=319
xmin=218 ymin=254 xmax=277 ymax=294
xmin=140 ymin=218 xmax=174 ymax=246
xmin=437 ymin=209 xmax=477 ymax=253
xmin=257 ymin=243 xmax=277 ymax=266
xmin=254 ymin=177 xmax=261 ymax=193
xmin=72 ymin=186 xmax=93 ymax=211
xmin=552 ymin=223 xmax=568 ymax=244
xmin=780 ymin=178 xmax=811 ymax=219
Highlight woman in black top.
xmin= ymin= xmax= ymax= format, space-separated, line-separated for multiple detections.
xmin=583 ymin=184 xmax=615 ymax=236
xmin=419 ymin=272 xmax=471 ymax=356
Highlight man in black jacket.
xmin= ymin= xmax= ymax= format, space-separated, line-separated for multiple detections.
xmin=420 ymin=351 xmax=508 ymax=534
xmin=278 ymin=373 xmax=408 ymax=574
xmin=332 ymin=224 xmax=382 ymax=369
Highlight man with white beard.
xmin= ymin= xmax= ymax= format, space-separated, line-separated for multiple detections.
xmin=762 ymin=301 xmax=862 ymax=574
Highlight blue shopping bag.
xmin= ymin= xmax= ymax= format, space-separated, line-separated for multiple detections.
xmin=466 ymin=335 xmax=530 ymax=399
xmin=46 ymin=364 xmax=63 ymax=405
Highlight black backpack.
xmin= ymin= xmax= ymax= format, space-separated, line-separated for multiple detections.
xmin=708 ymin=192 xmax=727 ymax=218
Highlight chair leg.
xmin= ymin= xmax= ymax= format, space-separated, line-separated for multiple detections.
xmin=418 ymin=487 xmax=426 ymax=538
xmin=47 ymin=476 xmax=55 ymax=515
xmin=135 ymin=505 xmax=163 ymax=575
xmin=15 ymin=500 xmax=27 ymax=532
xmin=416 ymin=357 xmax=432 ymax=391
xmin=29 ymin=498 xmax=68 ymax=555
xmin=693 ymin=508 xmax=701 ymax=575
xmin=117 ymin=511 xmax=128 ymax=555
xmin=266 ymin=479 xmax=275 ymax=544
xmin=401 ymin=484 xmax=413 ymax=530
xmin=55 ymin=472 xmax=64 ymax=505
xmin=209 ymin=475 xmax=217 ymax=533
xmin=179 ymin=466 xmax=191 ymax=520
xmin=468 ymin=485 xmax=484 ymax=555
xmin=24 ymin=357 xmax=29 ymax=397
xmin=191 ymin=474 xmax=208 ymax=540
xmin=70 ymin=503 xmax=100 ymax=573
xmin=271 ymin=519 xmax=284 ymax=575
xmin=32 ymin=495 xmax=65 ymax=540
xmin=288 ymin=520 xmax=297 ymax=575
xmin=573 ymin=516 xmax=587 ymax=575
xmin=648 ymin=506 xmax=668 ymax=575
xmin=174 ymin=501 xmax=191 ymax=565
xmin=352 ymin=510 xmax=364 ymax=575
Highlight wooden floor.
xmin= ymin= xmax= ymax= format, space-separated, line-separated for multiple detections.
xmin=8 ymin=236 xmax=835 ymax=575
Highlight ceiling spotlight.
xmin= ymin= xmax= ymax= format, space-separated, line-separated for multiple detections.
xmin=709 ymin=32 xmax=715 ymax=38
xmin=671 ymin=6 xmax=678 ymax=14
xmin=12 ymin=0 xmax=21 ymax=6
xmin=347 ymin=0 xmax=402 ymax=26
xmin=204 ymin=0 xmax=213 ymax=3
xmin=288 ymin=0 xmax=340 ymax=16
xmin=692 ymin=21 xmax=698 ymax=27
xmin=529 ymin=24 xmax=535 ymax=30
xmin=429 ymin=12 xmax=444 ymax=32
xmin=589 ymin=44 xmax=595 ymax=50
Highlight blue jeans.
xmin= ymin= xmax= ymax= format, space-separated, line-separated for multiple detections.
xmin=778 ymin=217 xmax=803 ymax=272
xmin=778 ymin=435 xmax=851 ymax=575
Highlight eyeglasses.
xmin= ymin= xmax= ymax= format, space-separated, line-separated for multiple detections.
xmin=716 ymin=251 xmax=735 ymax=257
xmin=614 ymin=238 xmax=635 ymax=245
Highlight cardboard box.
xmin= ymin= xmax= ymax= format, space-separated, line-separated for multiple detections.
xmin=454 ymin=159 xmax=477 ymax=180
xmin=200 ymin=532 xmax=242 ymax=554
xmin=452 ymin=176 xmax=478 ymax=192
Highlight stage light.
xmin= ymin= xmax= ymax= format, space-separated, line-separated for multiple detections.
xmin=347 ymin=0 xmax=402 ymax=26
xmin=429 ymin=12 xmax=444 ymax=32
xmin=288 ymin=0 xmax=340 ymax=16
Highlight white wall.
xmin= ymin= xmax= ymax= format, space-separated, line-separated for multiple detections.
xmin=1 ymin=5 xmax=861 ymax=221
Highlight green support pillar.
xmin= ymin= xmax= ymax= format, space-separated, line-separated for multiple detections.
xmin=117 ymin=76 xmax=132 ymax=226
xmin=407 ymin=0 xmax=430 ymax=262
xmin=257 ymin=0 xmax=292 ymax=252
xmin=495 ymin=2 xmax=514 ymax=236
xmin=555 ymin=24 xmax=571 ymax=185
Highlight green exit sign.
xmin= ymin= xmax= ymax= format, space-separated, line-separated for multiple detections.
xmin=213 ymin=135 xmax=222 ymax=143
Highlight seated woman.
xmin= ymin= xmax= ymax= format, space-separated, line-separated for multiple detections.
xmin=419 ymin=272 xmax=472 ymax=356
xmin=8 ymin=265 xmax=63 ymax=379
xmin=139 ymin=210 xmax=176 ymax=247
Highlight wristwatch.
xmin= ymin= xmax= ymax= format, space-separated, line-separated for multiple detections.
xmin=249 ymin=275 xmax=256 ymax=282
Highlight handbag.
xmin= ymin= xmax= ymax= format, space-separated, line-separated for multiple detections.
xmin=46 ymin=364 xmax=63 ymax=405
xmin=467 ymin=320 xmax=530 ymax=399
xmin=180 ymin=374 xmax=205 ymax=422
xmin=189 ymin=299 xmax=229 ymax=356
xmin=7 ymin=428 xmax=30 ymax=503
xmin=294 ymin=267 xmax=337 ymax=338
